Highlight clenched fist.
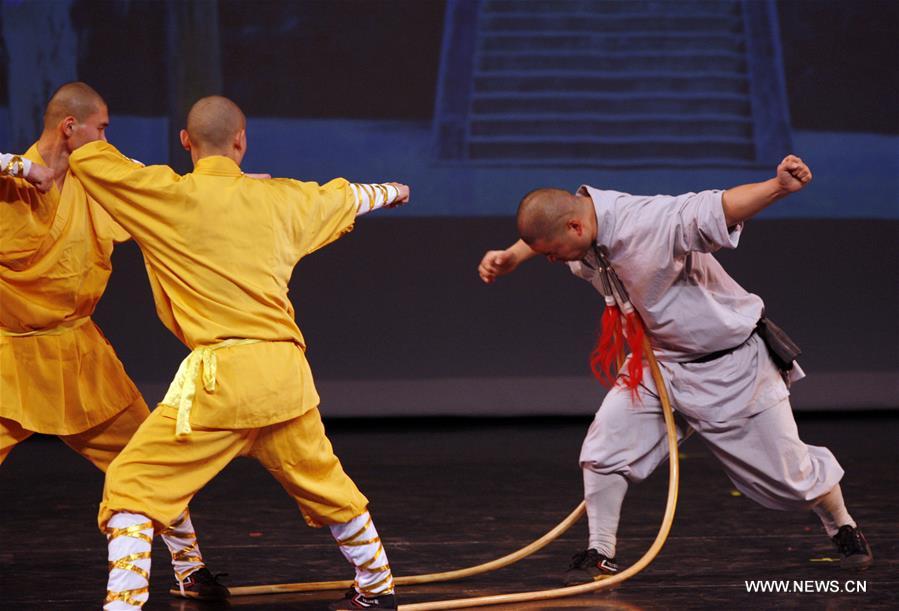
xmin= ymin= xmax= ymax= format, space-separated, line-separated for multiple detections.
xmin=776 ymin=155 xmax=812 ymax=193
xmin=478 ymin=249 xmax=519 ymax=284
xmin=26 ymin=162 xmax=56 ymax=193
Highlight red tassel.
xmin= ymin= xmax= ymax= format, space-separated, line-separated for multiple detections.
xmin=589 ymin=306 xmax=647 ymax=402
xmin=622 ymin=311 xmax=645 ymax=400
xmin=590 ymin=305 xmax=623 ymax=388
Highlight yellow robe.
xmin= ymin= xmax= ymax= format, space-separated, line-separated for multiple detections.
xmin=69 ymin=141 xmax=358 ymax=429
xmin=1 ymin=144 xmax=139 ymax=434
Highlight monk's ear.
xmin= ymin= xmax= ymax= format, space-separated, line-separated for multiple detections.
xmin=568 ymin=218 xmax=583 ymax=236
xmin=60 ymin=116 xmax=77 ymax=138
xmin=235 ymin=129 xmax=247 ymax=153
xmin=179 ymin=130 xmax=191 ymax=151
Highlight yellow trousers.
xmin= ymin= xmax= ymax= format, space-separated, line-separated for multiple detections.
xmin=0 ymin=396 xmax=150 ymax=469
xmin=99 ymin=406 xmax=368 ymax=531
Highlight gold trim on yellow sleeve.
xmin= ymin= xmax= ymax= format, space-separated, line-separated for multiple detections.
xmin=350 ymin=183 xmax=363 ymax=213
xmin=365 ymin=184 xmax=378 ymax=211
xmin=375 ymin=184 xmax=389 ymax=207
xmin=2 ymin=155 xmax=24 ymax=177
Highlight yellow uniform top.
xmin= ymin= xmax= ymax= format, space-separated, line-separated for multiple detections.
xmin=0 ymin=144 xmax=139 ymax=434
xmin=69 ymin=141 xmax=358 ymax=429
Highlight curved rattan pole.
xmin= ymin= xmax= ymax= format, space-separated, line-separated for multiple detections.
xmin=396 ymin=333 xmax=680 ymax=610
xmin=228 ymin=502 xmax=587 ymax=596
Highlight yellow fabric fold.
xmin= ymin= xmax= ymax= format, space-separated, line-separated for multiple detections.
xmin=0 ymin=316 xmax=90 ymax=337
xmin=162 ymin=339 xmax=261 ymax=438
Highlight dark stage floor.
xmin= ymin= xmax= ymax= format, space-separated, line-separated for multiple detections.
xmin=1 ymin=413 xmax=896 ymax=610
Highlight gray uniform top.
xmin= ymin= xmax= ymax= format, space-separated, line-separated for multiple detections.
xmin=568 ymin=186 xmax=802 ymax=422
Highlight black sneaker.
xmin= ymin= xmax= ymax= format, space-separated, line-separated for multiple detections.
xmin=169 ymin=567 xmax=230 ymax=600
xmin=563 ymin=548 xmax=619 ymax=585
xmin=329 ymin=587 xmax=397 ymax=610
xmin=832 ymin=525 xmax=873 ymax=570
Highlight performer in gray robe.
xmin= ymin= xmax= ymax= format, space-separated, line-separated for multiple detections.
xmin=478 ymin=155 xmax=872 ymax=582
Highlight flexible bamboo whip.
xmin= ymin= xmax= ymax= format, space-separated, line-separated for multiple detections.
xmin=396 ymin=334 xmax=680 ymax=610
xmin=228 ymin=502 xmax=587 ymax=596
xmin=230 ymin=329 xmax=680 ymax=607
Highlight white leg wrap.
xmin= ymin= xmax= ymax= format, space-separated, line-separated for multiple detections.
xmin=584 ymin=470 xmax=628 ymax=558
xmin=330 ymin=511 xmax=394 ymax=596
xmin=105 ymin=512 xmax=153 ymax=610
xmin=813 ymin=483 xmax=856 ymax=537
xmin=159 ymin=509 xmax=205 ymax=592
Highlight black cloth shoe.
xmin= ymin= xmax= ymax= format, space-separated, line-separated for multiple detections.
xmin=563 ymin=548 xmax=619 ymax=585
xmin=328 ymin=587 xmax=397 ymax=609
xmin=832 ymin=524 xmax=873 ymax=570
xmin=169 ymin=567 xmax=230 ymax=600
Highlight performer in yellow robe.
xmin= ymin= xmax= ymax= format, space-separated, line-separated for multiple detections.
xmin=0 ymin=82 xmax=226 ymax=602
xmin=69 ymin=95 xmax=410 ymax=611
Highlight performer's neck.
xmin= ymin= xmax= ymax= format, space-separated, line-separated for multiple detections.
xmin=576 ymin=194 xmax=599 ymax=243
xmin=192 ymin=149 xmax=243 ymax=168
xmin=35 ymin=133 xmax=71 ymax=187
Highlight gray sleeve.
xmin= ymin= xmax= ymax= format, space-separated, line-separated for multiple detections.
xmin=668 ymin=189 xmax=742 ymax=255
xmin=599 ymin=188 xmax=743 ymax=265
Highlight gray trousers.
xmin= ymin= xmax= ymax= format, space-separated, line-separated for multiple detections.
xmin=579 ymin=385 xmax=843 ymax=512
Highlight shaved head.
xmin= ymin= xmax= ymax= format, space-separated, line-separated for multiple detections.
xmin=43 ymin=82 xmax=106 ymax=129
xmin=517 ymin=188 xmax=579 ymax=245
xmin=185 ymin=96 xmax=246 ymax=152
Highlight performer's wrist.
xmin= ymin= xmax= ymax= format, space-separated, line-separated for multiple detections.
xmin=352 ymin=182 xmax=404 ymax=216
xmin=1 ymin=154 xmax=32 ymax=178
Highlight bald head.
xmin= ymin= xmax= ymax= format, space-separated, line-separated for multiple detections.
xmin=516 ymin=188 xmax=597 ymax=262
xmin=43 ymin=82 xmax=106 ymax=130
xmin=185 ymin=96 xmax=246 ymax=153
xmin=516 ymin=188 xmax=580 ymax=245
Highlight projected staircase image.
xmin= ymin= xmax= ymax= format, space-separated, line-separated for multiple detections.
xmin=434 ymin=0 xmax=792 ymax=167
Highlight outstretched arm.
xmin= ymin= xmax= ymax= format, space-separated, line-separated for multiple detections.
xmin=294 ymin=179 xmax=410 ymax=256
xmin=478 ymin=239 xmax=538 ymax=284
xmin=722 ymin=154 xmax=812 ymax=226
xmin=69 ymin=141 xmax=181 ymax=249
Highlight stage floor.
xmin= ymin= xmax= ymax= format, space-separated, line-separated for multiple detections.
xmin=1 ymin=413 xmax=896 ymax=610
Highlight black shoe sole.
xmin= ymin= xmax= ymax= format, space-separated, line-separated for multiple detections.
xmin=562 ymin=572 xmax=614 ymax=586
xmin=168 ymin=587 xmax=231 ymax=600
xmin=841 ymin=554 xmax=874 ymax=571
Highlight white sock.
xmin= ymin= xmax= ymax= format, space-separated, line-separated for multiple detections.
xmin=330 ymin=511 xmax=394 ymax=596
xmin=813 ymin=484 xmax=856 ymax=537
xmin=105 ymin=512 xmax=153 ymax=610
xmin=584 ymin=470 xmax=628 ymax=559
xmin=159 ymin=509 xmax=205 ymax=590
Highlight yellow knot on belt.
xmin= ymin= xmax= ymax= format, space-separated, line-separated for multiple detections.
xmin=0 ymin=316 xmax=91 ymax=337
xmin=162 ymin=338 xmax=261 ymax=438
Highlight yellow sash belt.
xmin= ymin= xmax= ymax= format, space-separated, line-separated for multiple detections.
xmin=0 ymin=316 xmax=91 ymax=337
xmin=162 ymin=338 xmax=261 ymax=438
